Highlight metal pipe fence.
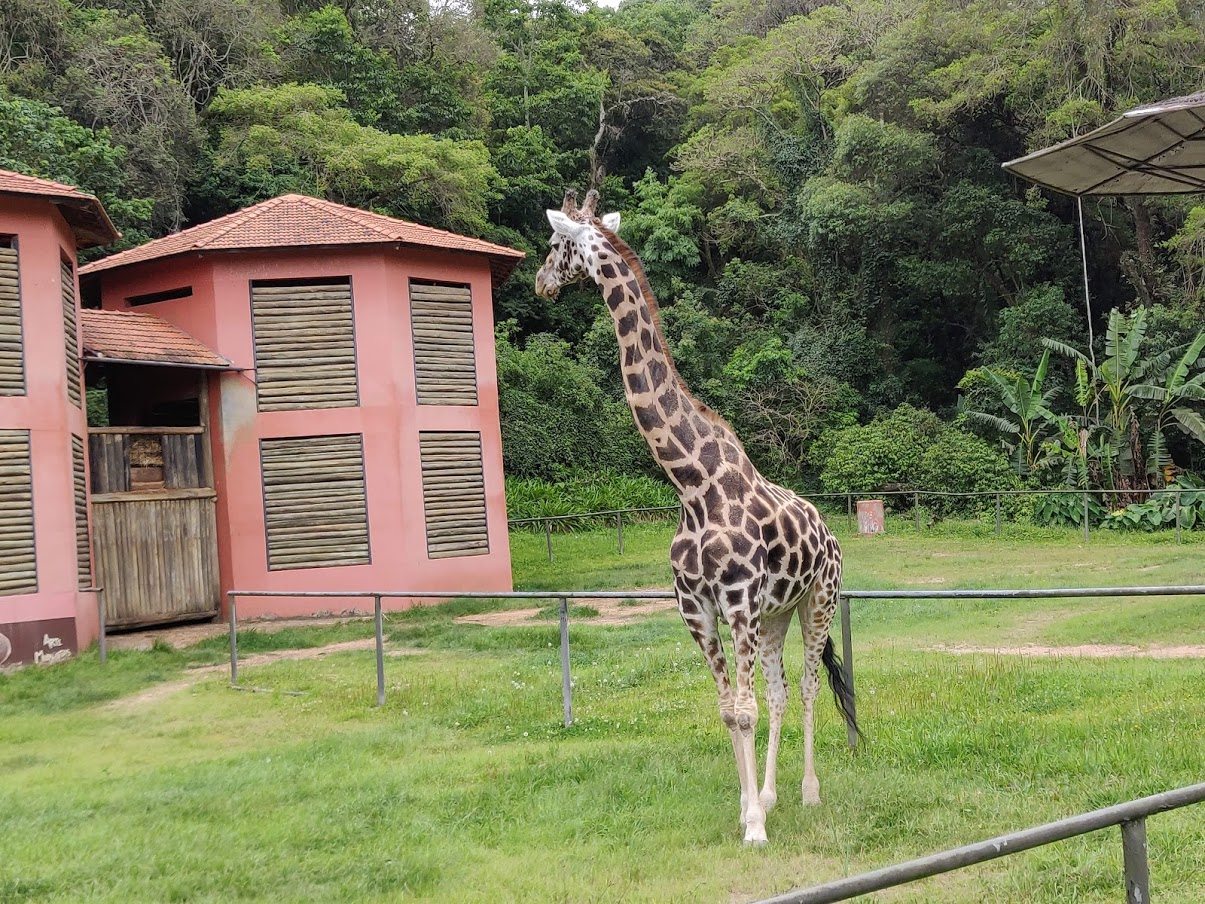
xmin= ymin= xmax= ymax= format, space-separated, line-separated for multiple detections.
xmin=508 ymin=487 xmax=1200 ymax=559
xmin=755 ymin=781 xmax=1205 ymax=904
xmin=225 ymin=584 xmax=1205 ymax=730
xmin=224 ymin=583 xmax=1205 ymax=900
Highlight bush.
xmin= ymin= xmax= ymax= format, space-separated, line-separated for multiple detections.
xmin=506 ymin=472 xmax=678 ymax=530
xmin=915 ymin=429 xmax=1019 ymax=515
xmin=1101 ymin=478 xmax=1205 ymax=532
xmin=497 ymin=331 xmax=652 ymax=481
xmin=819 ymin=404 xmax=944 ymax=506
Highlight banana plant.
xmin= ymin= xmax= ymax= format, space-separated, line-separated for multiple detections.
xmin=1130 ymin=331 xmax=1205 ymax=483
xmin=963 ymin=349 xmax=1058 ymax=475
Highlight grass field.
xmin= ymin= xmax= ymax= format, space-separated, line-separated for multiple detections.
xmin=2 ymin=522 xmax=1204 ymax=902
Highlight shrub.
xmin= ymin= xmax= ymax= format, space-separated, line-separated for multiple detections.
xmin=819 ymin=404 xmax=944 ymax=506
xmin=915 ymin=429 xmax=1019 ymax=515
xmin=506 ymin=472 xmax=678 ymax=530
xmin=1101 ymin=477 xmax=1205 ymax=532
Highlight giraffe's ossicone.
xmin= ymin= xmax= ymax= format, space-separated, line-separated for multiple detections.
xmin=536 ymin=188 xmax=860 ymax=846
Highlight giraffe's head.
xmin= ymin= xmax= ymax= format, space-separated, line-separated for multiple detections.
xmin=535 ymin=188 xmax=620 ymax=300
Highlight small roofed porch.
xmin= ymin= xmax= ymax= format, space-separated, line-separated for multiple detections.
xmin=81 ymin=310 xmax=236 ymax=629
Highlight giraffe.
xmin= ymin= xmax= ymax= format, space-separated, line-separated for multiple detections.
xmin=535 ymin=189 xmax=860 ymax=846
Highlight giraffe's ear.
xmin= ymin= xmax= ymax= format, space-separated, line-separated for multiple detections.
xmin=546 ymin=210 xmax=585 ymax=238
xmin=601 ymin=212 xmax=621 ymax=231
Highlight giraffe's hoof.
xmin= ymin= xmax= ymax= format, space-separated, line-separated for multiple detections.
xmin=759 ymin=789 xmax=777 ymax=812
xmin=802 ymin=778 xmax=822 ymax=806
xmin=743 ymin=824 xmax=768 ymax=847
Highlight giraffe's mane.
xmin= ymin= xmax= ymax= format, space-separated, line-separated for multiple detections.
xmin=596 ymin=223 xmax=743 ymax=441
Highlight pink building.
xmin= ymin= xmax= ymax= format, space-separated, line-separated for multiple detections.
xmin=0 ymin=171 xmax=119 ymax=666
xmin=3 ymin=182 xmax=523 ymax=665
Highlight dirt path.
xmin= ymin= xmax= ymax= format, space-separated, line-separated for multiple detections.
xmin=105 ymin=616 xmax=373 ymax=652
xmin=106 ymin=639 xmax=425 ymax=710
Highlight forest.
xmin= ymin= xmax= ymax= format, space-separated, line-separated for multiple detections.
xmin=3 ymin=0 xmax=1205 ymax=521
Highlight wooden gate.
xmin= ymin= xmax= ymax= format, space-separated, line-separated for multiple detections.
xmin=89 ymin=426 xmax=220 ymax=628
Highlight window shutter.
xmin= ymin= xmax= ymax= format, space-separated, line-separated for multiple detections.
xmin=419 ymin=431 xmax=488 ymax=558
xmin=410 ymin=282 xmax=477 ymax=406
xmin=73 ymin=435 xmax=90 ymax=587
xmin=251 ymin=281 xmax=358 ymax=411
xmin=260 ymin=434 xmax=370 ymax=570
xmin=61 ymin=260 xmax=81 ymax=407
xmin=0 ymin=430 xmax=36 ymax=595
xmin=0 ymin=243 xmax=23 ymax=396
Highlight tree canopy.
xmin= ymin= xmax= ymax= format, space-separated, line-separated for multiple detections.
xmin=4 ymin=0 xmax=1203 ymax=491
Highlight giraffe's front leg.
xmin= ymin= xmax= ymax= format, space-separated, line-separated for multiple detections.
xmin=676 ymin=590 xmax=754 ymax=838
xmin=729 ymin=607 xmax=767 ymax=846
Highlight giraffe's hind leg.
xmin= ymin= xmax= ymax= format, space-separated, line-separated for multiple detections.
xmin=758 ymin=609 xmax=794 ymax=814
xmin=801 ymin=581 xmax=839 ymax=805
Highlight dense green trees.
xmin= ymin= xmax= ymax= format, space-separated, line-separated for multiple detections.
xmin=3 ymin=0 xmax=1203 ymax=499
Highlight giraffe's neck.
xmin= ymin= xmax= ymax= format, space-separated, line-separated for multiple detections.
xmin=591 ymin=232 xmax=752 ymax=499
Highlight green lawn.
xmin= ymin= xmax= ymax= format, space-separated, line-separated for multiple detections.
xmin=2 ymin=523 xmax=1204 ymax=903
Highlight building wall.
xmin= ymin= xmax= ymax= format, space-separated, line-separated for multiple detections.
xmin=0 ymin=197 xmax=95 ymax=665
xmin=97 ymin=245 xmax=512 ymax=619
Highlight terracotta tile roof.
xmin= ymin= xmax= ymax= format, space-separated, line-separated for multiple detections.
xmin=81 ymin=309 xmax=235 ymax=369
xmin=0 ymin=168 xmax=120 ymax=248
xmin=80 ymin=194 xmax=525 ymax=283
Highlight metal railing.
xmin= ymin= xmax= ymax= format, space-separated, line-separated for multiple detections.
xmin=224 ymin=584 xmax=1205 ymax=901
xmin=755 ymin=781 xmax=1205 ymax=904
xmin=507 ymin=486 xmax=1200 ymax=557
xmin=225 ymin=584 xmax=1205 ymax=735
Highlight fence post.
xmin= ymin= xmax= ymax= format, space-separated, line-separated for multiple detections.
xmin=559 ymin=595 xmax=573 ymax=727
xmin=846 ymin=494 xmax=853 ymax=532
xmin=1121 ymin=818 xmax=1149 ymax=904
xmin=374 ymin=595 xmax=385 ymax=707
xmin=228 ymin=593 xmax=238 ymax=688
xmin=995 ymin=494 xmax=1002 ymax=536
xmin=839 ymin=594 xmax=857 ymax=751
xmin=617 ymin=511 xmax=624 ymax=555
xmin=1083 ymin=492 xmax=1090 ymax=542
xmin=914 ymin=492 xmax=921 ymax=533
xmin=545 ymin=520 xmax=554 ymax=563
xmin=1175 ymin=489 xmax=1182 ymax=544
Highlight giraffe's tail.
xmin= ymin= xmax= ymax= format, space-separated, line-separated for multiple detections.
xmin=821 ymin=636 xmax=863 ymax=740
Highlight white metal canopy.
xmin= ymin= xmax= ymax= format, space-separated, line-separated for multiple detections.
xmin=1002 ymin=91 xmax=1205 ymax=196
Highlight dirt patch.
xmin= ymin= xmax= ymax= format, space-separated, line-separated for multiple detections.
xmin=456 ymin=596 xmax=676 ymax=628
xmin=105 ymin=616 xmax=372 ymax=652
xmin=903 ymin=576 xmax=949 ymax=585
xmin=929 ymin=643 xmax=1205 ymax=659
xmin=105 ymin=639 xmax=425 ymax=711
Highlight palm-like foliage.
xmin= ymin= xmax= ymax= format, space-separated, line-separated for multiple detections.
xmin=964 ymin=349 xmax=1057 ymax=474
xmin=1043 ymin=307 xmax=1205 ymax=488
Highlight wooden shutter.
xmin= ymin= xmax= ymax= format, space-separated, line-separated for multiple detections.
xmin=61 ymin=260 xmax=81 ymax=407
xmin=410 ymin=282 xmax=478 ymax=406
xmin=0 ymin=242 xmax=23 ymax=396
xmin=72 ymin=435 xmax=90 ymax=587
xmin=0 ymin=430 xmax=36 ymax=595
xmin=251 ymin=280 xmax=358 ymax=411
xmin=260 ymin=434 xmax=369 ymax=570
xmin=419 ymin=431 xmax=488 ymax=558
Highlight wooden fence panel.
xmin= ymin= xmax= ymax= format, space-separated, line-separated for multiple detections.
xmin=410 ymin=282 xmax=478 ymax=406
xmin=260 ymin=434 xmax=370 ymax=570
xmin=251 ymin=281 xmax=358 ymax=411
xmin=0 ymin=244 xmax=24 ymax=396
xmin=88 ymin=434 xmax=130 ymax=494
xmin=419 ymin=431 xmax=489 ymax=558
xmin=92 ymin=494 xmax=220 ymax=628
xmin=0 ymin=429 xmax=36 ymax=595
